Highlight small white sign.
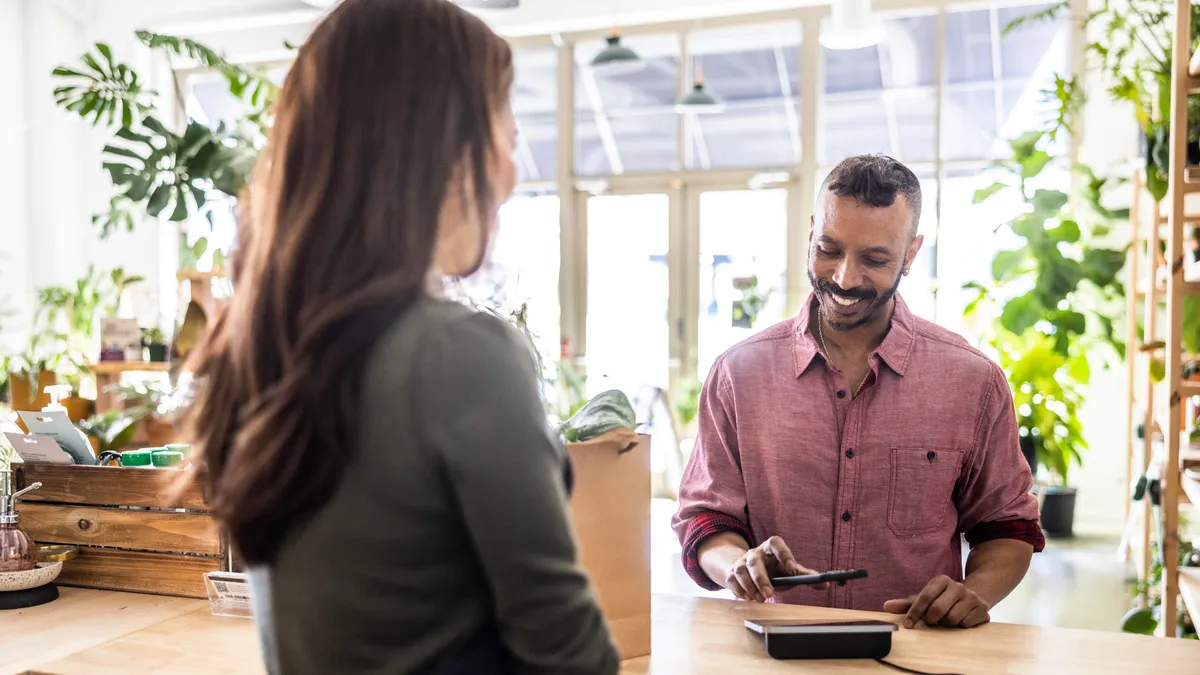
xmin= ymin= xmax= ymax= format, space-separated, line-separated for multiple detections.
xmin=100 ymin=316 xmax=142 ymax=353
xmin=3 ymin=432 xmax=74 ymax=464
xmin=204 ymin=571 xmax=254 ymax=619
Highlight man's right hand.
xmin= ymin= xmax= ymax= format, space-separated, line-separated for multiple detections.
xmin=719 ymin=536 xmax=827 ymax=602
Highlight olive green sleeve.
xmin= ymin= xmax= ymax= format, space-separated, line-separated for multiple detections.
xmin=417 ymin=310 xmax=620 ymax=675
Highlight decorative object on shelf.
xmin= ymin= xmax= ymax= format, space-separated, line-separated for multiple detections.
xmin=965 ymin=130 xmax=1127 ymax=538
xmin=142 ymin=327 xmax=169 ymax=363
xmin=99 ymin=316 xmax=142 ymax=363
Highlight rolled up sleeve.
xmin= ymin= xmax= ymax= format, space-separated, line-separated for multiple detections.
xmin=671 ymin=359 xmax=754 ymax=590
xmin=956 ymin=365 xmax=1045 ymax=552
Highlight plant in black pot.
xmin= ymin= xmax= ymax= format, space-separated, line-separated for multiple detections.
xmin=964 ymin=130 xmax=1127 ymax=538
xmin=142 ymin=327 xmax=168 ymax=363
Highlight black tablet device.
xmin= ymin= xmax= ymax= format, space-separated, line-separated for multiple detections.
xmin=744 ymin=618 xmax=897 ymax=660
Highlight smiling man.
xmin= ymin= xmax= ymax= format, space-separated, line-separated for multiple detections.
xmin=671 ymin=154 xmax=1044 ymax=630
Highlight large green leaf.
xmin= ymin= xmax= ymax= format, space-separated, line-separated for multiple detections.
xmin=1046 ymin=219 xmax=1081 ymax=243
xmin=992 ymin=249 xmax=1026 ymax=282
xmin=1081 ymin=247 xmax=1126 ymax=287
xmin=1032 ymin=189 xmax=1069 ymax=214
xmin=52 ymin=43 xmax=152 ymax=129
xmin=973 ymin=182 xmax=1008 ymax=204
xmin=1034 ymin=256 xmax=1084 ymax=308
xmin=1000 ymin=292 xmax=1041 ymax=334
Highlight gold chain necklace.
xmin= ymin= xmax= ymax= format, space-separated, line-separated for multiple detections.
xmin=817 ymin=315 xmax=872 ymax=398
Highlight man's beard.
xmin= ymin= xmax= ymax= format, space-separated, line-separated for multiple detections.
xmin=808 ymin=266 xmax=903 ymax=331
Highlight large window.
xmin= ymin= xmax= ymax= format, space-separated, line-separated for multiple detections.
xmin=685 ymin=22 xmax=802 ymax=170
xmin=821 ymin=13 xmax=937 ymax=164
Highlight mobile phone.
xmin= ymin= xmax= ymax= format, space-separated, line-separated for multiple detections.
xmin=769 ymin=568 xmax=867 ymax=588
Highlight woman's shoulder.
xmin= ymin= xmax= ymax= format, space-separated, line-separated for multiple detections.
xmin=370 ymin=298 xmax=532 ymax=379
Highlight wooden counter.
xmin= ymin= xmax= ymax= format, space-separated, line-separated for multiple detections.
xmin=623 ymin=595 xmax=1200 ymax=674
xmin=3 ymin=589 xmax=1199 ymax=675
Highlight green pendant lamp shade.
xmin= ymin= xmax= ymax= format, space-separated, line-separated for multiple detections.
xmin=676 ymin=66 xmax=724 ymax=115
xmin=591 ymin=33 xmax=645 ymax=73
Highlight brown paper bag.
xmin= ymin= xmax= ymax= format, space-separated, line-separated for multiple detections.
xmin=566 ymin=431 xmax=651 ymax=660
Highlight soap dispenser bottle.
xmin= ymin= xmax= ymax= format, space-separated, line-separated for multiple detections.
xmin=40 ymin=384 xmax=95 ymax=465
xmin=0 ymin=470 xmax=42 ymax=572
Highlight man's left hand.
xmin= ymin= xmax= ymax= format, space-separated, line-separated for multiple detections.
xmin=883 ymin=575 xmax=990 ymax=629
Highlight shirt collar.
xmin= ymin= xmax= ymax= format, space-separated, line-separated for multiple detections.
xmin=793 ymin=292 xmax=916 ymax=378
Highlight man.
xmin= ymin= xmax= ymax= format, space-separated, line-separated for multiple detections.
xmin=672 ymin=154 xmax=1043 ymax=630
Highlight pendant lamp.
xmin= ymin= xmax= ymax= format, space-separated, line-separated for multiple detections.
xmin=820 ymin=0 xmax=886 ymax=51
xmin=675 ymin=66 xmax=724 ymax=114
xmin=591 ymin=32 xmax=646 ymax=73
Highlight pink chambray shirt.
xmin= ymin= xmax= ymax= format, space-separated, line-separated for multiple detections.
xmin=671 ymin=293 xmax=1042 ymax=612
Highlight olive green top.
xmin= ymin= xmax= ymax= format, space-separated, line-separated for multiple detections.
xmin=247 ymin=298 xmax=619 ymax=675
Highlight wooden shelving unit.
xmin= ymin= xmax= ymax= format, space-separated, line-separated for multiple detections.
xmin=1151 ymin=0 xmax=1197 ymax=636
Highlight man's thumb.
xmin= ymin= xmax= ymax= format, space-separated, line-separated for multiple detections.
xmin=883 ymin=598 xmax=913 ymax=614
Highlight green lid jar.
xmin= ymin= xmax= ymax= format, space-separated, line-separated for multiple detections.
xmin=164 ymin=443 xmax=191 ymax=459
xmin=121 ymin=449 xmax=153 ymax=467
xmin=152 ymin=451 xmax=185 ymax=468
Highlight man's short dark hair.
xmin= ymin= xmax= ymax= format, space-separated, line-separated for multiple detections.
xmin=821 ymin=154 xmax=923 ymax=239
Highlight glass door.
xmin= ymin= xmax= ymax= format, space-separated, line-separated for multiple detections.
xmin=584 ymin=193 xmax=673 ymax=399
xmin=694 ymin=189 xmax=790 ymax=382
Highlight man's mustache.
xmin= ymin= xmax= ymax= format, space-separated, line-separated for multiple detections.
xmin=815 ymin=279 xmax=876 ymax=301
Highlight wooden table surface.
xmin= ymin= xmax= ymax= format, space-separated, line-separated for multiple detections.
xmin=622 ymin=594 xmax=1200 ymax=674
xmin=4 ymin=589 xmax=1200 ymax=675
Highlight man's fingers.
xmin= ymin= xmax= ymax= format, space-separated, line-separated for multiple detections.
xmin=725 ymin=573 xmax=753 ymax=602
xmin=745 ymin=551 xmax=776 ymax=599
xmin=904 ymin=576 xmax=951 ymax=628
xmin=940 ymin=596 xmax=976 ymax=627
xmin=962 ymin=607 xmax=991 ymax=629
xmin=733 ymin=564 xmax=765 ymax=602
xmin=883 ymin=597 xmax=914 ymax=615
xmin=923 ymin=586 xmax=959 ymax=626
xmin=764 ymin=536 xmax=798 ymax=570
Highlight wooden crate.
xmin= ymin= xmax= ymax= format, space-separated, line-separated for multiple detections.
xmin=12 ymin=464 xmax=228 ymax=598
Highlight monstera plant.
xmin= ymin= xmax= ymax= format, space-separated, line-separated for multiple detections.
xmin=52 ymin=31 xmax=274 ymax=247
xmin=964 ymin=130 xmax=1127 ymax=537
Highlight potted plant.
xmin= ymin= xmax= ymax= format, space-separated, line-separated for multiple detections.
xmin=142 ymin=327 xmax=168 ymax=363
xmin=76 ymin=410 xmax=141 ymax=456
xmin=7 ymin=331 xmax=63 ymax=416
xmin=964 ymin=130 xmax=1127 ymax=538
xmin=109 ymin=380 xmax=180 ymax=446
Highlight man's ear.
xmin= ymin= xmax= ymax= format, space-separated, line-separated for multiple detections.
xmin=905 ymin=234 xmax=925 ymax=271
xmin=808 ymin=215 xmax=814 ymax=244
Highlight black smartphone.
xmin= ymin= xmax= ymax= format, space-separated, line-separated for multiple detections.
xmin=769 ymin=568 xmax=868 ymax=588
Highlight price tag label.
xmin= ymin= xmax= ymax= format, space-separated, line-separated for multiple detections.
xmin=204 ymin=572 xmax=253 ymax=618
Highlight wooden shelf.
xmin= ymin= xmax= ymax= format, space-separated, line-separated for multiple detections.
xmin=1182 ymin=468 xmax=1200 ymax=505
xmin=1180 ymin=568 xmax=1200 ymax=629
xmin=87 ymin=362 xmax=171 ymax=375
xmin=1182 ymin=446 xmax=1200 ymax=470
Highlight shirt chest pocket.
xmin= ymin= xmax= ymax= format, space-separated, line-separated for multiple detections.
xmin=887 ymin=448 xmax=964 ymax=537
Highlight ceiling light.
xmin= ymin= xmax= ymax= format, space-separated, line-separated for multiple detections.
xmin=820 ymin=0 xmax=886 ymax=51
xmin=676 ymin=83 xmax=724 ymax=115
xmin=591 ymin=33 xmax=645 ymax=74
xmin=676 ymin=66 xmax=724 ymax=115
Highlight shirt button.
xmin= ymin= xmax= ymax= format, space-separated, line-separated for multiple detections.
xmin=845 ymin=449 xmax=855 ymax=459
xmin=836 ymin=390 xmax=846 ymax=399
xmin=927 ymin=450 xmax=937 ymax=461
xmin=842 ymin=511 xmax=852 ymax=522
xmin=838 ymin=580 xmax=847 ymax=587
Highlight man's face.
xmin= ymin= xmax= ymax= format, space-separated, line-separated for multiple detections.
xmin=807 ymin=191 xmax=923 ymax=331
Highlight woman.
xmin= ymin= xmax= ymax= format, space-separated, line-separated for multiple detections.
xmin=183 ymin=1 xmax=619 ymax=673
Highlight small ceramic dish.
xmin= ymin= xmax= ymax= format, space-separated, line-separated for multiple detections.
xmin=0 ymin=562 xmax=63 ymax=592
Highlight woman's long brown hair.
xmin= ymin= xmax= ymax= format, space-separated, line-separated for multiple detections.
xmin=183 ymin=0 xmax=514 ymax=565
